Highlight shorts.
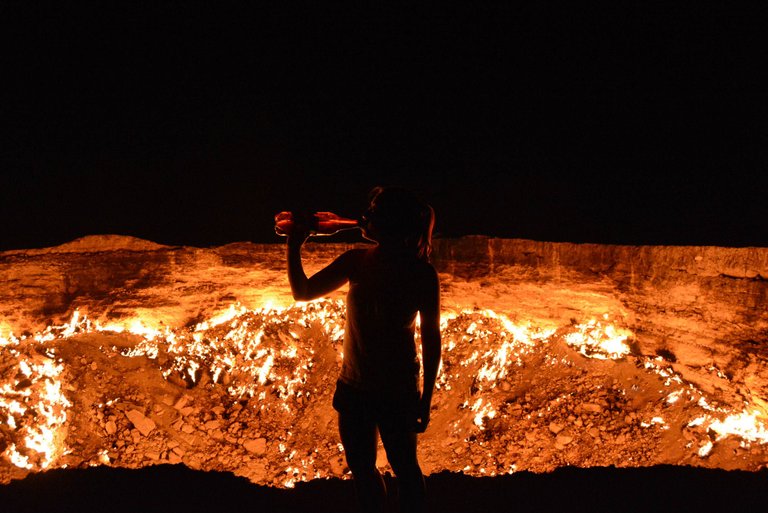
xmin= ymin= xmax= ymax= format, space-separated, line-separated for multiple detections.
xmin=332 ymin=379 xmax=421 ymax=433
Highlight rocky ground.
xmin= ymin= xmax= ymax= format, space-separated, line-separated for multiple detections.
xmin=1 ymin=235 xmax=767 ymax=503
xmin=2 ymin=300 xmax=766 ymax=489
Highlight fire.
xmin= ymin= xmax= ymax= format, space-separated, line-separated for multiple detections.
xmin=0 ymin=350 xmax=71 ymax=470
xmin=689 ymin=410 xmax=768 ymax=446
xmin=2 ymin=299 xmax=767 ymax=481
xmin=0 ymin=325 xmax=19 ymax=347
xmin=563 ymin=315 xmax=633 ymax=359
xmin=470 ymin=398 xmax=497 ymax=428
xmin=442 ymin=309 xmax=555 ymax=389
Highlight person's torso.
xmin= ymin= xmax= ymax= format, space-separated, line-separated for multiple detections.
xmin=341 ymin=248 xmax=429 ymax=391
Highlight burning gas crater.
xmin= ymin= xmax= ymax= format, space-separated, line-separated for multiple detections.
xmin=2 ymin=300 xmax=767 ymax=487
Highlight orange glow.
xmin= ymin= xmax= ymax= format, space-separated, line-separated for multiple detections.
xmin=2 ymin=299 xmax=767 ymax=481
xmin=563 ymin=315 xmax=632 ymax=360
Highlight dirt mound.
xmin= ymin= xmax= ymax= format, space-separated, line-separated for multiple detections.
xmin=1 ymin=235 xmax=171 ymax=256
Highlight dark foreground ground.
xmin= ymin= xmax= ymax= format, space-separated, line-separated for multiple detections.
xmin=1 ymin=465 xmax=766 ymax=513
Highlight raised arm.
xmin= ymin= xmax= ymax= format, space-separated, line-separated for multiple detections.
xmin=287 ymin=233 xmax=358 ymax=301
xmin=415 ymin=264 xmax=441 ymax=433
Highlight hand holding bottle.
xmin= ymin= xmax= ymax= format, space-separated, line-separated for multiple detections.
xmin=275 ymin=211 xmax=360 ymax=238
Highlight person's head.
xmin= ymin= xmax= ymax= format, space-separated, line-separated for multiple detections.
xmin=361 ymin=186 xmax=435 ymax=260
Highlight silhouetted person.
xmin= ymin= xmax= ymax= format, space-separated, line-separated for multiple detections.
xmin=286 ymin=186 xmax=441 ymax=513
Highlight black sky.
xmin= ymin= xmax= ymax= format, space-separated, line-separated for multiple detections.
xmin=1 ymin=3 xmax=766 ymax=250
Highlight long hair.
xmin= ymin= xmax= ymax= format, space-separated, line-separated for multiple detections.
xmin=365 ymin=186 xmax=435 ymax=260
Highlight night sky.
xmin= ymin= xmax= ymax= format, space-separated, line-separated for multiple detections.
xmin=2 ymin=3 xmax=765 ymax=250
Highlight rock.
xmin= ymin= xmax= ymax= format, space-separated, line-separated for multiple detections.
xmin=441 ymin=437 xmax=457 ymax=448
xmin=125 ymin=409 xmax=156 ymax=436
xmin=105 ymin=420 xmax=117 ymax=435
xmin=168 ymin=453 xmax=183 ymax=464
xmin=582 ymin=403 xmax=602 ymax=413
xmin=145 ymin=451 xmax=160 ymax=460
xmin=204 ymin=420 xmax=221 ymax=430
xmin=549 ymin=422 xmax=565 ymax=434
xmin=184 ymin=455 xmax=202 ymax=470
xmin=588 ymin=427 xmax=600 ymax=437
xmin=180 ymin=406 xmax=195 ymax=417
xmin=174 ymin=396 xmax=190 ymax=410
xmin=330 ymin=457 xmax=346 ymax=476
xmin=247 ymin=459 xmax=268 ymax=481
xmin=181 ymin=423 xmax=195 ymax=434
xmin=244 ymin=438 xmax=267 ymax=455
xmin=556 ymin=434 xmax=573 ymax=446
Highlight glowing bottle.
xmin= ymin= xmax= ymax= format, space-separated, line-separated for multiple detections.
xmin=274 ymin=211 xmax=360 ymax=236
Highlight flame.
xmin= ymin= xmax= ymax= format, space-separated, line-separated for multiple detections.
xmin=195 ymin=303 xmax=248 ymax=332
xmin=640 ymin=416 xmax=668 ymax=429
xmin=692 ymin=410 xmax=768 ymax=445
xmin=0 ymin=354 xmax=71 ymax=469
xmin=3 ymin=299 xmax=767 ymax=478
xmin=1 ymin=323 xmax=19 ymax=347
xmin=698 ymin=441 xmax=714 ymax=457
xmin=563 ymin=316 xmax=632 ymax=359
xmin=471 ymin=397 xmax=497 ymax=428
xmin=442 ymin=309 xmax=555 ymax=391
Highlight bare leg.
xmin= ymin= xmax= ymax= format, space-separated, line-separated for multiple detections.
xmin=380 ymin=428 xmax=425 ymax=513
xmin=338 ymin=412 xmax=387 ymax=513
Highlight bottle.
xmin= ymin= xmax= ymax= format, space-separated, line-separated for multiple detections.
xmin=274 ymin=211 xmax=360 ymax=236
